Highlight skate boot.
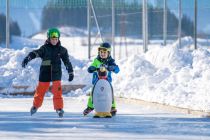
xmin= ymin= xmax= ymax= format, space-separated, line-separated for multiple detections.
xmin=83 ymin=107 xmax=94 ymax=116
xmin=56 ymin=109 xmax=64 ymax=118
xmin=110 ymin=107 xmax=117 ymax=116
xmin=30 ymin=106 xmax=37 ymax=116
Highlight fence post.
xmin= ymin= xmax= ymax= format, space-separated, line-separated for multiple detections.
xmin=112 ymin=0 xmax=115 ymax=59
xmin=143 ymin=0 xmax=148 ymax=53
xmin=163 ymin=0 xmax=167 ymax=46
xmin=6 ymin=0 xmax=10 ymax=48
xmin=87 ymin=0 xmax=91 ymax=59
xmin=178 ymin=0 xmax=182 ymax=48
xmin=194 ymin=0 xmax=197 ymax=50
xmin=89 ymin=0 xmax=103 ymax=42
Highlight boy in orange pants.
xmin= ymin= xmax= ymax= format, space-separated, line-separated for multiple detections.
xmin=22 ymin=28 xmax=74 ymax=117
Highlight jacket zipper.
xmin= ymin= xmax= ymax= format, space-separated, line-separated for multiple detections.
xmin=50 ymin=47 xmax=54 ymax=82
xmin=51 ymin=64 xmax=53 ymax=81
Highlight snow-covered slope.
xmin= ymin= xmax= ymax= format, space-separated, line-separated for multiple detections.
xmin=32 ymin=26 xmax=87 ymax=39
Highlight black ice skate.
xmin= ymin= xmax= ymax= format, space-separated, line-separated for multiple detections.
xmin=30 ymin=106 xmax=37 ymax=116
xmin=56 ymin=109 xmax=64 ymax=118
xmin=83 ymin=107 xmax=94 ymax=116
xmin=110 ymin=107 xmax=117 ymax=116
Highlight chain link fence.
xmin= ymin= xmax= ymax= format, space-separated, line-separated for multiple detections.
xmin=0 ymin=0 xmax=210 ymax=59
xmin=197 ymin=0 xmax=210 ymax=44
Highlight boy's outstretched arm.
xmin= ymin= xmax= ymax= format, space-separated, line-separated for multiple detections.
xmin=22 ymin=46 xmax=44 ymax=68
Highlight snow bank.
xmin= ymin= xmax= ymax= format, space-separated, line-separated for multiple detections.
xmin=113 ymin=37 xmax=210 ymax=111
xmin=1 ymin=35 xmax=210 ymax=112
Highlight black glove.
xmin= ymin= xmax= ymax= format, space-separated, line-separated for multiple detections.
xmin=68 ymin=73 xmax=74 ymax=82
xmin=107 ymin=65 xmax=116 ymax=71
xmin=88 ymin=66 xmax=97 ymax=73
xmin=22 ymin=56 xmax=31 ymax=68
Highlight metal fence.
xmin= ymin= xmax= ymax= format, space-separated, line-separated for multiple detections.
xmin=0 ymin=0 xmax=210 ymax=59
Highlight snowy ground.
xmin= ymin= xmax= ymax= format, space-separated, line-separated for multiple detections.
xmin=0 ymin=97 xmax=210 ymax=140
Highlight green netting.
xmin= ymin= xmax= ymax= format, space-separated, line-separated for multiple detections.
xmin=0 ymin=0 xmax=142 ymax=9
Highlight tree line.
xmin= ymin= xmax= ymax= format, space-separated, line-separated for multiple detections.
xmin=41 ymin=2 xmax=194 ymax=39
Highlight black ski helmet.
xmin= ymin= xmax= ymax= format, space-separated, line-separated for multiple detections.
xmin=98 ymin=42 xmax=111 ymax=52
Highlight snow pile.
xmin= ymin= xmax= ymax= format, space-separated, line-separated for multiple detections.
xmin=113 ymin=37 xmax=210 ymax=111
xmin=0 ymin=46 xmax=91 ymax=93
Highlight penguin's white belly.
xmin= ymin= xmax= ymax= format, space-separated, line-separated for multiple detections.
xmin=92 ymin=79 xmax=113 ymax=112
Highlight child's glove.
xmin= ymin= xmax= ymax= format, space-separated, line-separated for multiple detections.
xmin=88 ymin=66 xmax=97 ymax=73
xmin=68 ymin=72 xmax=74 ymax=81
xmin=22 ymin=56 xmax=31 ymax=68
xmin=107 ymin=65 xmax=116 ymax=71
xmin=22 ymin=52 xmax=36 ymax=68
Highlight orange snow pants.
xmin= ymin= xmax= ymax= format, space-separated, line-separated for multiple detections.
xmin=33 ymin=81 xmax=63 ymax=110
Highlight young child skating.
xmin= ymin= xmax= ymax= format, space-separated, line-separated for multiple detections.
xmin=83 ymin=42 xmax=120 ymax=116
xmin=22 ymin=28 xmax=74 ymax=117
